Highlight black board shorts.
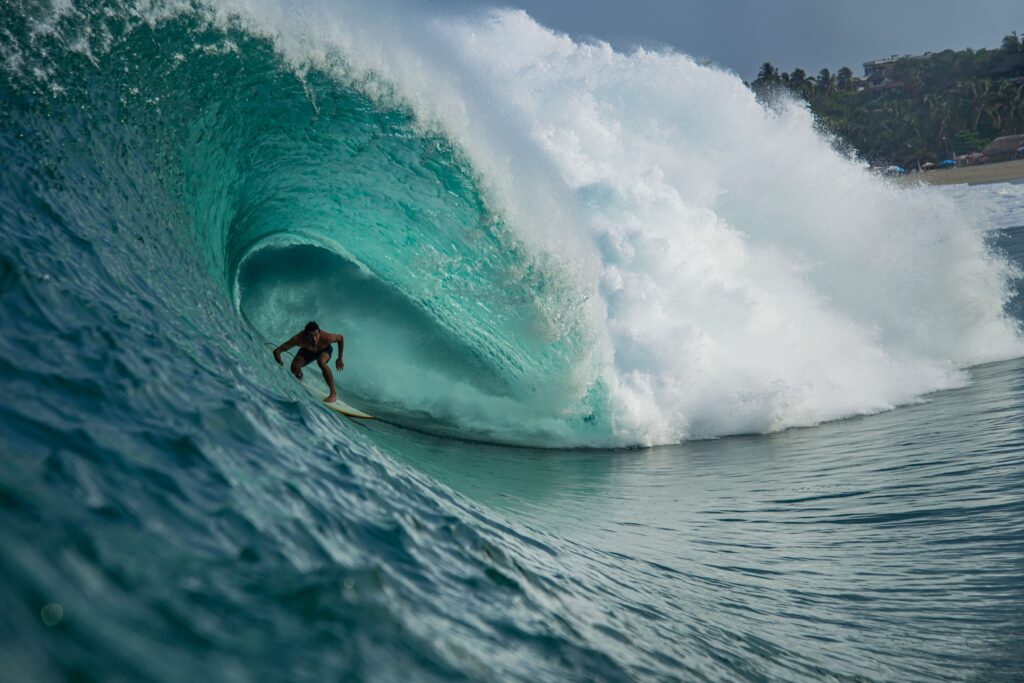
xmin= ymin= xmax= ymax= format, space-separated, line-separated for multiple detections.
xmin=297 ymin=345 xmax=332 ymax=363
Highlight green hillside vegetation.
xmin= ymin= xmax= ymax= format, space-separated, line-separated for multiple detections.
xmin=750 ymin=32 xmax=1024 ymax=166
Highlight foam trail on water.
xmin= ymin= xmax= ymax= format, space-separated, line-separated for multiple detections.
xmin=169 ymin=1 xmax=1024 ymax=443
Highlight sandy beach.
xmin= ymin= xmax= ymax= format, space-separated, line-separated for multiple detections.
xmin=911 ymin=158 xmax=1024 ymax=186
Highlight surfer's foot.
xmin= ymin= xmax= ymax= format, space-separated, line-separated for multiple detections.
xmin=293 ymin=370 xmax=303 ymax=380
xmin=324 ymin=394 xmax=337 ymax=404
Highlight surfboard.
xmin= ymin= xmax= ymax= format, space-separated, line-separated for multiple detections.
xmin=302 ymin=384 xmax=375 ymax=419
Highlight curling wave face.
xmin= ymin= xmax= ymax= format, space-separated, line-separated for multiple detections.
xmin=5 ymin=0 xmax=1021 ymax=447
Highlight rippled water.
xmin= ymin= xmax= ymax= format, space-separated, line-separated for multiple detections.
xmin=381 ymin=351 xmax=1024 ymax=681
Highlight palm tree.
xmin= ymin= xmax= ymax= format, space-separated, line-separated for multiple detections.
xmin=752 ymin=62 xmax=783 ymax=101
xmin=816 ymin=68 xmax=837 ymax=97
xmin=991 ymin=81 xmax=1024 ymax=134
xmin=923 ymin=92 xmax=952 ymax=156
xmin=780 ymin=68 xmax=815 ymax=100
xmin=895 ymin=58 xmax=925 ymax=97
xmin=1008 ymin=84 xmax=1024 ymax=133
xmin=1002 ymin=31 xmax=1021 ymax=53
xmin=987 ymin=81 xmax=1011 ymax=133
xmin=756 ymin=62 xmax=779 ymax=83
xmin=957 ymin=79 xmax=992 ymax=131
xmin=836 ymin=66 xmax=855 ymax=91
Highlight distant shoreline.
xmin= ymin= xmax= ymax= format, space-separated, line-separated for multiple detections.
xmin=908 ymin=158 xmax=1024 ymax=186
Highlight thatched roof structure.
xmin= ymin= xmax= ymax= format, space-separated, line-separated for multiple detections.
xmin=983 ymin=134 xmax=1024 ymax=156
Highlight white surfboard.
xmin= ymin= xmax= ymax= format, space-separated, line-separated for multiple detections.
xmin=302 ymin=384 xmax=375 ymax=420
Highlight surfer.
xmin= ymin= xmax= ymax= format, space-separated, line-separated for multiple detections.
xmin=273 ymin=321 xmax=344 ymax=403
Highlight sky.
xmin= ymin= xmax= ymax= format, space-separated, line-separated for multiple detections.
xmin=433 ymin=0 xmax=1024 ymax=81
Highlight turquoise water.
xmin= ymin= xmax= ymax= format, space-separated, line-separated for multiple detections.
xmin=2 ymin=1 xmax=1023 ymax=680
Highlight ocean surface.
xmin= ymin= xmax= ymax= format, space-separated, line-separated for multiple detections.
xmin=2 ymin=1 xmax=1023 ymax=681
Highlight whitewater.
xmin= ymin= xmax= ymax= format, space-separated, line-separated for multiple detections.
xmin=1 ymin=0 xmax=1023 ymax=681
xmin=229 ymin=0 xmax=1024 ymax=446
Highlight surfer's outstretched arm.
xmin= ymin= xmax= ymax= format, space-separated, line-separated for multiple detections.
xmin=272 ymin=335 xmax=298 ymax=365
xmin=334 ymin=333 xmax=344 ymax=371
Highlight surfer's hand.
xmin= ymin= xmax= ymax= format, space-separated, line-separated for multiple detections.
xmin=273 ymin=350 xmax=283 ymax=365
xmin=336 ymin=358 xmax=344 ymax=371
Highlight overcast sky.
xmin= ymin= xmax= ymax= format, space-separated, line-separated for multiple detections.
xmin=433 ymin=0 xmax=1024 ymax=80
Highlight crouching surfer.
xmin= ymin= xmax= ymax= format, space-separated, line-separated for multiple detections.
xmin=273 ymin=321 xmax=344 ymax=403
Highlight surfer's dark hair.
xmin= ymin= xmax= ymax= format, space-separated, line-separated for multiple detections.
xmin=304 ymin=321 xmax=319 ymax=334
